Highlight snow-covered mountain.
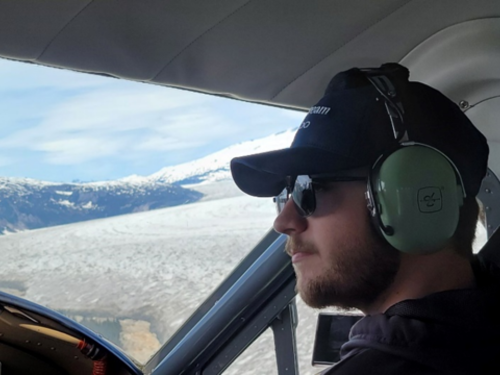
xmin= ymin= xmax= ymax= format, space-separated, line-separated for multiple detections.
xmin=0 ymin=129 xmax=296 ymax=233
xmin=0 ymin=177 xmax=202 ymax=233
xmin=122 ymin=127 xmax=296 ymax=185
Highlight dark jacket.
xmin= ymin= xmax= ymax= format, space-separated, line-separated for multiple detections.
xmin=322 ymin=257 xmax=500 ymax=374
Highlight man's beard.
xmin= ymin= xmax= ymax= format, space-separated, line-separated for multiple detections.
xmin=286 ymin=222 xmax=401 ymax=311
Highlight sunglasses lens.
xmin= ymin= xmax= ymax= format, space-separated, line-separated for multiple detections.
xmin=292 ymin=175 xmax=316 ymax=217
xmin=274 ymin=175 xmax=365 ymax=217
xmin=273 ymin=188 xmax=289 ymax=214
xmin=297 ymin=189 xmax=315 ymax=216
xmin=274 ymin=176 xmax=317 ymax=217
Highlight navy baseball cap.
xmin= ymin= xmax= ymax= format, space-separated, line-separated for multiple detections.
xmin=230 ymin=63 xmax=489 ymax=198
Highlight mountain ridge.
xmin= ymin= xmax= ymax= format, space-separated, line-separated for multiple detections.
xmin=0 ymin=128 xmax=295 ymax=233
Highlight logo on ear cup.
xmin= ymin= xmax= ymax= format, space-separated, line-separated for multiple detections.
xmin=418 ymin=187 xmax=442 ymax=213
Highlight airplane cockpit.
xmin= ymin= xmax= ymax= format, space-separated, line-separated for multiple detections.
xmin=0 ymin=1 xmax=499 ymax=374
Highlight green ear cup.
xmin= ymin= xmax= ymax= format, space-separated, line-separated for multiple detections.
xmin=371 ymin=145 xmax=464 ymax=254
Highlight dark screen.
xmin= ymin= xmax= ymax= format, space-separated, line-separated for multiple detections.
xmin=312 ymin=313 xmax=363 ymax=365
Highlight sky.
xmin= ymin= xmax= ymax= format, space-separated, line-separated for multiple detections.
xmin=0 ymin=58 xmax=304 ymax=183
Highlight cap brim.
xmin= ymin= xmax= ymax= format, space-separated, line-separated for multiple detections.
xmin=230 ymin=147 xmax=361 ymax=197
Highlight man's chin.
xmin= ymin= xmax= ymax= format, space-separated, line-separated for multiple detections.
xmin=295 ymin=277 xmax=334 ymax=309
xmin=296 ymin=276 xmax=363 ymax=310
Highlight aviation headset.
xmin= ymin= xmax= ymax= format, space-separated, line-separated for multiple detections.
xmin=361 ymin=67 xmax=465 ymax=255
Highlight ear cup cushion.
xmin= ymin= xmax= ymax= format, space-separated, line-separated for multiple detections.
xmin=370 ymin=145 xmax=463 ymax=254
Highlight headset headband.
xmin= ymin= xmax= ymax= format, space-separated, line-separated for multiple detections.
xmin=360 ymin=67 xmax=467 ymax=199
xmin=360 ymin=68 xmax=408 ymax=142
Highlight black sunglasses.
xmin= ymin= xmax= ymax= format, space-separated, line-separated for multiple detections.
xmin=273 ymin=175 xmax=367 ymax=217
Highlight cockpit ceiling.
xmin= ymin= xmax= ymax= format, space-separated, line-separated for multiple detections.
xmin=1 ymin=0 xmax=500 ymax=110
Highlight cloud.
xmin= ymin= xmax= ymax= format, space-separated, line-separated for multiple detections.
xmin=0 ymin=58 xmax=111 ymax=91
xmin=281 ymin=108 xmax=306 ymax=121
xmin=38 ymin=86 xmax=211 ymax=132
xmin=132 ymin=136 xmax=203 ymax=153
xmin=38 ymin=137 xmax=124 ymax=165
xmin=0 ymin=59 xmax=301 ymax=179
xmin=0 ymin=84 xmax=261 ymax=165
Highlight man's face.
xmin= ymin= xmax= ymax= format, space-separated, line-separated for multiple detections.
xmin=273 ymin=179 xmax=400 ymax=311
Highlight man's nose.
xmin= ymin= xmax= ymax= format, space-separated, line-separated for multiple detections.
xmin=273 ymin=199 xmax=307 ymax=235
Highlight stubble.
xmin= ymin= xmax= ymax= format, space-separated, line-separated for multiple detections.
xmin=286 ymin=223 xmax=401 ymax=310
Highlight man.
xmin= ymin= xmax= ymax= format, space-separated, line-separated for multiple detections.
xmin=230 ymin=63 xmax=500 ymax=374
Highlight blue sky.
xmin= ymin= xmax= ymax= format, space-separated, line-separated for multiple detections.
xmin=0 ymin=59 xmax=303 ymax=183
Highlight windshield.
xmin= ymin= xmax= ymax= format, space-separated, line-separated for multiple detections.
xmin=0 ymin=59 xmax=302 ymax=364
xmin=1 ymin=59 xmax=489 ymax=371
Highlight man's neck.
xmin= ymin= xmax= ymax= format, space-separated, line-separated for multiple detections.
xmin=362 ymin=249 xmax=476 ymax=315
